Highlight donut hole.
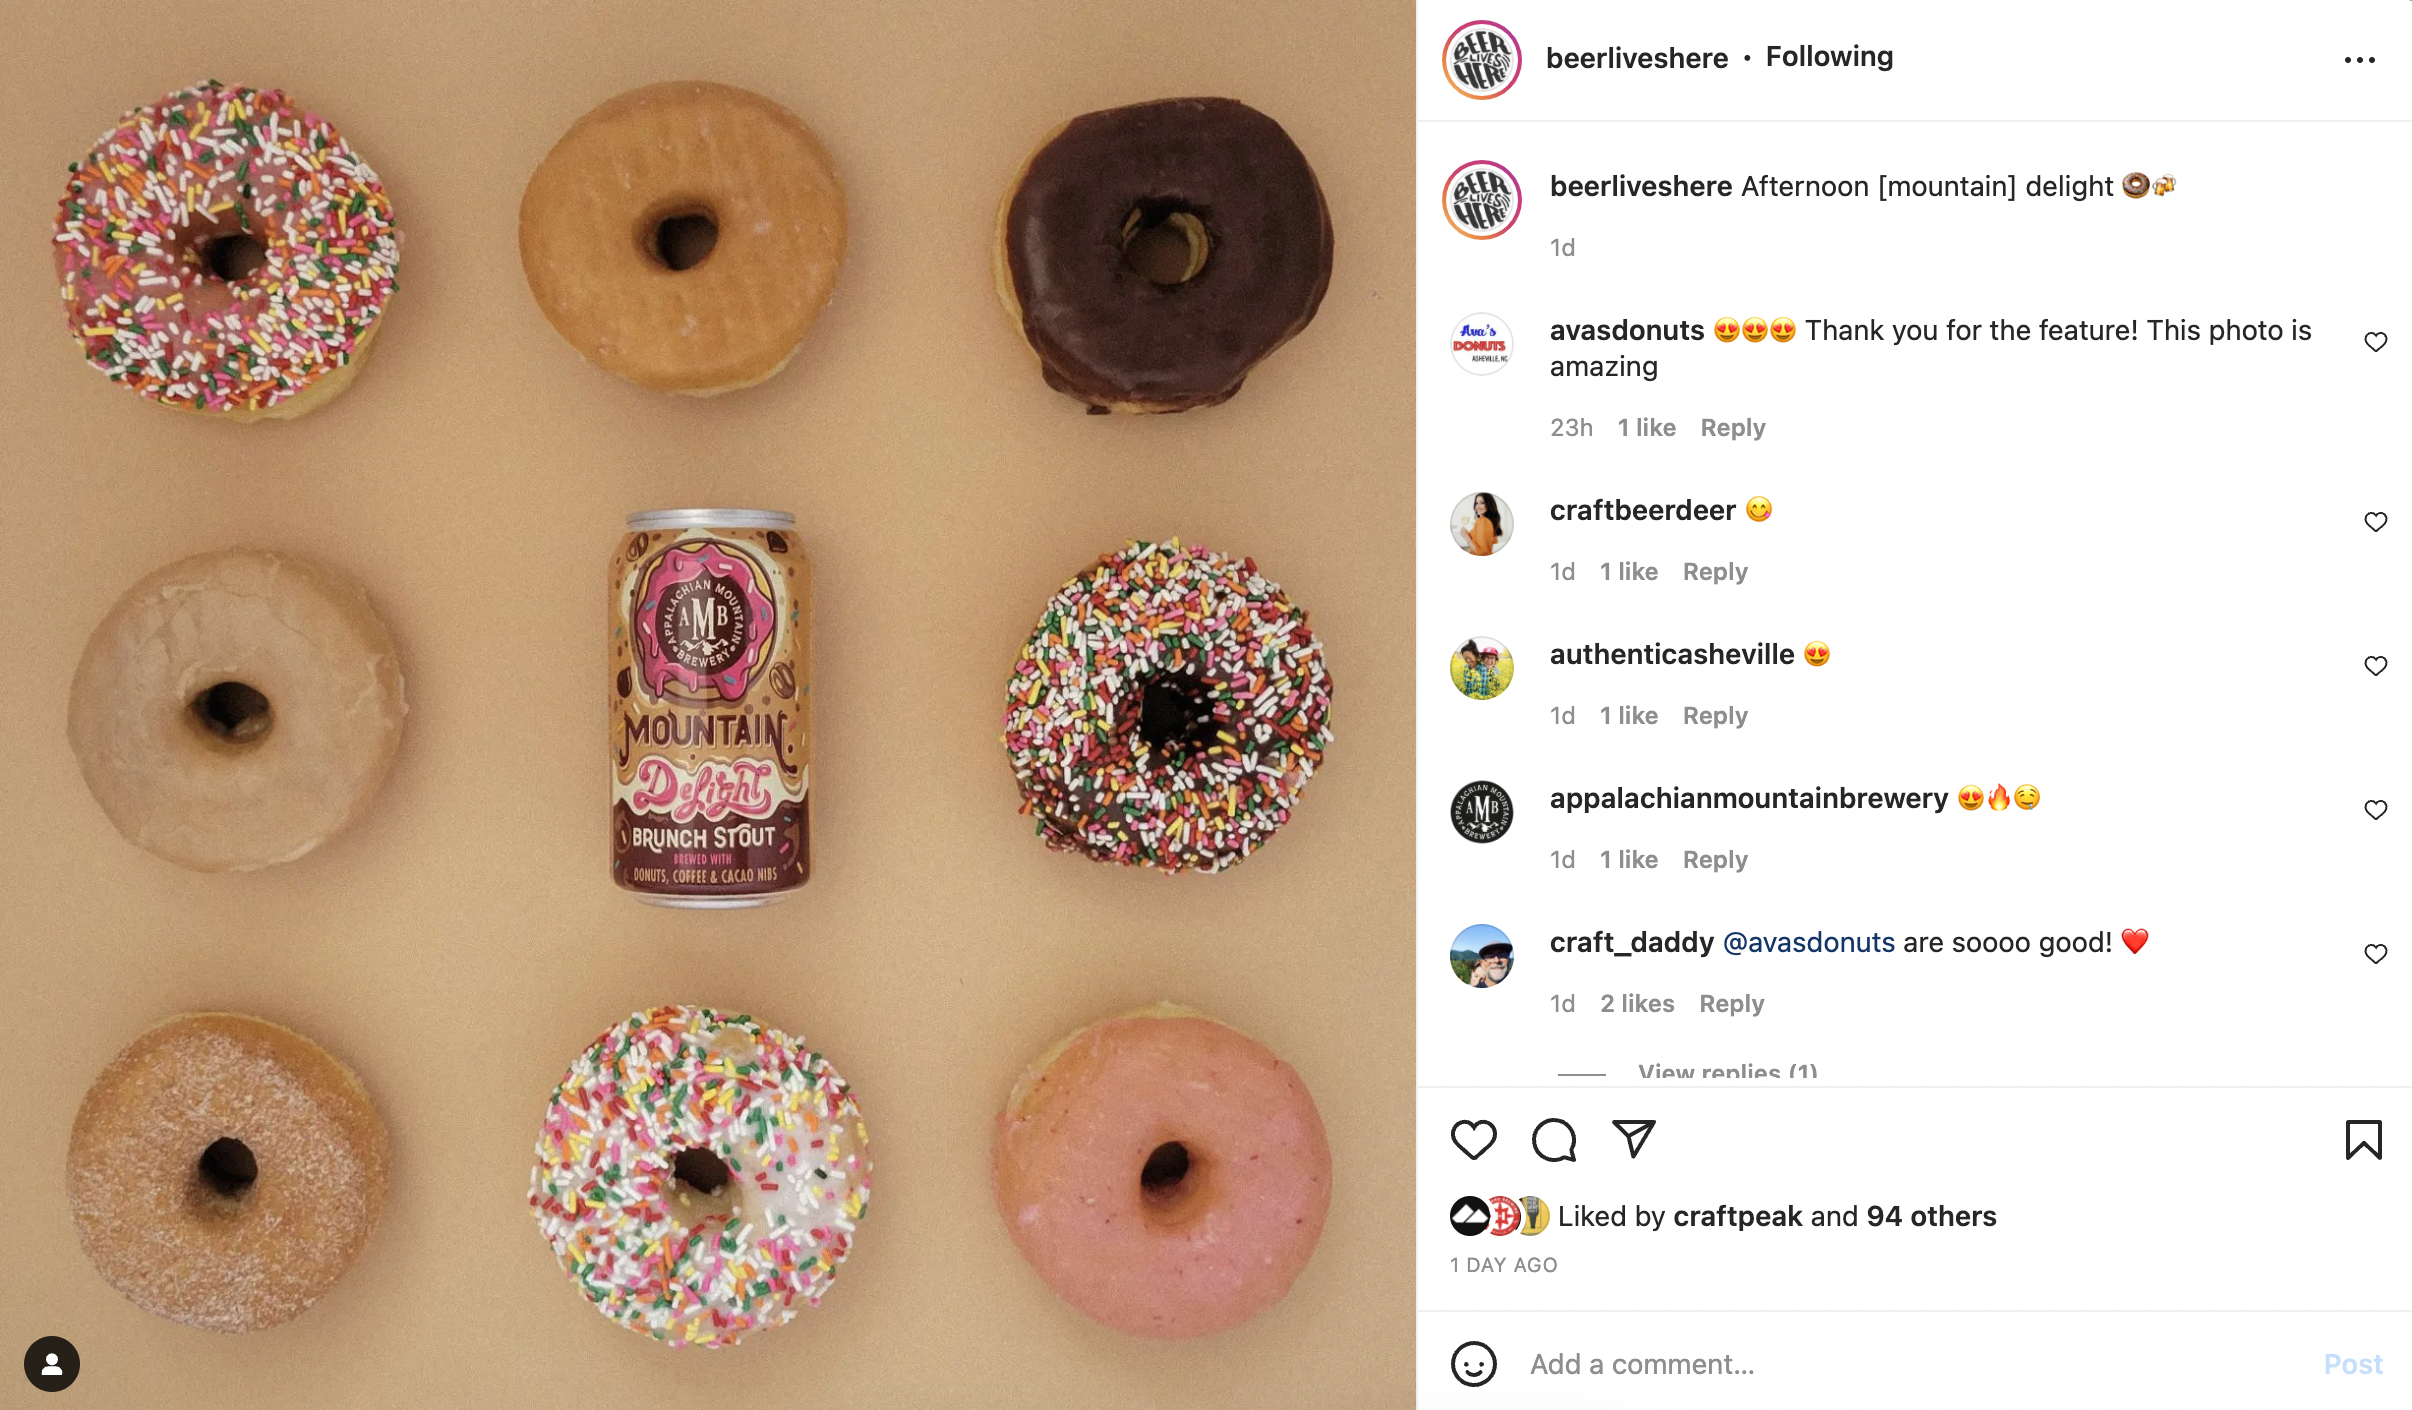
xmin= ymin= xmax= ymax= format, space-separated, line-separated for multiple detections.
xmin=196 ymin=1137 xmax=258 ymax=1201
xmin=201 ymin=232 xmax=269 ymax=283
xmin=1139 ymin=1141 xmax=1201 ymax=1217
xmin=189 ymin=681 xmax=274 ymax=745
xmin=1135 ymin=674 xmax=1221 ymax=755
xmin=664 ymin=1146 xmax=737 ymax=1226
xmin=1120 ymin=202 xmax=1211 ymax=286
xmin=643 ymin=205 xmax=721 ymax=272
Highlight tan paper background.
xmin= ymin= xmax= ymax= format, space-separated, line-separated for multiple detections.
xmin=0 ymin=2 xmax=1412 ymax=1403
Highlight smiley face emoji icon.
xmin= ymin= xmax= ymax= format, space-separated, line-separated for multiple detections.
xmin=1958 ymin=784 xmax=1985 ymax=811
xmin=1746 ymin=496 xmax=1772 ymax=522
xmin=1715 ymin=317 xmax=1741 ymax=343
xmin=1452 ymin=1340 xmax=1499 ymax=1388
xmin=1742 ymin=316 xmax=1769 ymax=343
xmin=1802 ymin=640 xmax=1830 ymax=667
xmin=1771 ymin=316 xmax=1797 ymax=343
xmin=2015 ymin=784 xmax=2040 ymax=810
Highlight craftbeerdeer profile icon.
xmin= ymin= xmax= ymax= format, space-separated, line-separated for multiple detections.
xmin=1443 ymin=160 xmax=1520 ymax=239
xmin=1443 ymin=21 xmax=1522 ymax=98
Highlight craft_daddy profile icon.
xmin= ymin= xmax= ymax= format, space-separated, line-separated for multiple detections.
xmin=1444 ymin=160 xmax=1521 ymax=238
xmin=1443 ymin=21 xmax=1522 ymax=98
xmin=1451 ymin=313 xmax=1513 ymax=373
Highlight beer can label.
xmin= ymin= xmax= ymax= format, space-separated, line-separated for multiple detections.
xmin=609 ymin=525 xmax=809 ymax=898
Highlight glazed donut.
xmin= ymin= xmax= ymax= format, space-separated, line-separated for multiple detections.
xmin=67 ymin=1013 xmax=388 ymax=1332
xmin=992 ymin=1004 xmax=1331 ymax=1338
xmin=528 ymin=1005 xmax=871 ymax=1348
xmin=995 ymin=97 xmax=1333 ymax=413
xmin=68 ymin=548 xmax=407 ymax=872
xmin=520 ymin=82 xmax=846 ymax=395
xmin=1003 ymin=539 xmax=1334 ymax=873
xmin=55 ymin=80 xmax=399 ymax=420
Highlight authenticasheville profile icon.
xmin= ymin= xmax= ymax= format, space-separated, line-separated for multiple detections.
xmin=1450 ymin=780 xmax=1513 ymax=842
xmin=1451 ymin=312 xmax=1512 ymax=373
xmin=1443 ymin=160 xmax=1520 ymax=239
xmin=1443 ymin=21 xmax=1522 ymax=98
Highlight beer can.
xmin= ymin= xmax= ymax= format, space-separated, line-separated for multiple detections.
xmin=609 ymin=510 xmax=810 ymax=906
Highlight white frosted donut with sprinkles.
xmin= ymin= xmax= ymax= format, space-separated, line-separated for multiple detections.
xmin=1003 ymin=539 xmax=1335 ymax=873
xmin=54 ymin=79 xmax=399 ymax=419
xmin=528 ymin=1005 xmax=870 ymax=1348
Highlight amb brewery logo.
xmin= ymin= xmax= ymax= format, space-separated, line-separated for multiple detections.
xmin=633 ymin=539 xmax=780 ymax=702
xmin=1443 ymin=160 xmax=1520 ymax=239
xmin=1451 ymin=312 xmax=1513 ymax=374
xmin=1451 ymin=780 xmax=1514 ymax=843
xmin=1443 ymin=21 xmax=1522 ymax=98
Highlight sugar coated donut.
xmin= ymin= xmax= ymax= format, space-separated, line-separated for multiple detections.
xmin=520 ymin=82 xmax=846 ymax=395
xmin=528 ymin=1005 xmax=871 ymax=1348
xmin=1003 ymin=539 xmax=1334 ymax=873
xmin=55 ymin=80 xmax=399 ymax=419
xmin=68 ymin=1013 xmax=388 ymax=1332
xmin=992 ymin=1004 xmax=1331 ymax=1338
xmin=995 ymin=97 xmax=1332 ymax=413
xmin=68 ymin=548 xmax=407 ymax=872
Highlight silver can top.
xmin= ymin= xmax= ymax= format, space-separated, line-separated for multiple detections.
xmin=626 ymin=508 xmax=795 ymax=531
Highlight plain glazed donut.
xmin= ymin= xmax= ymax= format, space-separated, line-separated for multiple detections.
xmin=995 ymin=97 xmax=1333 ymax=413
xmin=1003 ymin=539 xmax=1334 ymax=873
xmin=993 ymin=1004 xmax=1331 ymax=1338
xmin=68 ymin=548 xmax=407 ymax=872
xmin=55 ymin=80 xmax=399 ymax=420
xmin=67 ymin=1013 xmax=388 ymax=1332
xmin=528 ymin=1005 xmax=871 ymax=1348
xmin=520 ymin=82 xmax=846 ymax=395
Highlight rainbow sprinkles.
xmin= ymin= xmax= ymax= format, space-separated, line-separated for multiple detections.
xmin=54 ymin=79 xmax=399 ymax=417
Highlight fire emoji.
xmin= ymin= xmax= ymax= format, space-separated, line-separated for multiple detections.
xmin=1987 ymin=784 xmax=2012 ymax=811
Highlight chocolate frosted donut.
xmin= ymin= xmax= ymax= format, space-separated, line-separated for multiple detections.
xmin=995 ymin=98 xmax=1333 ymax=413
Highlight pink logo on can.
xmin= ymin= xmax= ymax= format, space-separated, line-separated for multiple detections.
xmin=629 ymin=754 xmax=782 ymax=823
xmin=633 ymin=540 xmax=778 ymax=701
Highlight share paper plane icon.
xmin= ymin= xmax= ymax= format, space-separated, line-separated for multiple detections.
xmin=1613 ymin=1119 xmax=1657 ymax=1158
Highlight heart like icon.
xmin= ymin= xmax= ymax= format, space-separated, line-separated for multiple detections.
xmin=2368 ymin=331 xmax=2389 ymax=352
xmin=1451 ymin=1119 xmax=1497 ymax=1160
xmin=2369 ymin=656 xmax=2390 ymax=676
xmin=2368 ymin=944 xmax=2389 ymax=965
xmin=2369 ymin=800 xmax=2390 ymax=821
xmin=2370 ymin=512 xmax=2390 ymax=532
xmin=2121 ymin=927 xmax=2149 ymax=954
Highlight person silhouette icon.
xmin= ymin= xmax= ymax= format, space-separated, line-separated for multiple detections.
xmin=22 ymin=1336 xmax=79 ymax=1390
xmin=41 ymin=1354 xmax=62 ymax=1376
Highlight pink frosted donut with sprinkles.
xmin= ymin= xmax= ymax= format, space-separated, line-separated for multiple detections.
xmin=54 ymin=80 xmax=399 ymax=420
xmin=1003 ymin=539 xmax=1335 ymax=873
xmin=528 ymin=1005 xmax=871 ymax=1348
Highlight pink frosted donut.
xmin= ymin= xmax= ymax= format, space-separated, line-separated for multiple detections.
xmin=992 ymin=1005 xmax=1331 ymax=1338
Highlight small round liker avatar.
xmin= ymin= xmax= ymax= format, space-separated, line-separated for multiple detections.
xmin=996 ymin=98 xmax=1333 ymax=412
xmin=528 ymin=1005 xmax=870 ymax=1348
xmin=1003 ymin=540 xmax=1334 ymax=872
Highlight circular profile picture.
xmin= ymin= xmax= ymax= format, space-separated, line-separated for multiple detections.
xmin=1449 ymin=637 xmax=1514 ymax=700
xmin=1450 ymin=780 xmax=1513 ymax=843
xmin=1450 ymin=312 xmax=1513 ymax=374
xmin=1452 ymin=924 xmax=1515 ymax=987
xmin=1442 ymin=160 xmax=1520 ymax=239
xmin=1443 ymin=21 xmax=1522 ymax=99
xmin=1450 ymin=491 xmax=1513 ymax=557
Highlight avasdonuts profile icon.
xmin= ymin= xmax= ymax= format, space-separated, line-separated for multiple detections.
xmin=1444 ymin=21 xmax=1522 ymax=98
xmin=1444 ymin=160 xmax=1521 ymax=239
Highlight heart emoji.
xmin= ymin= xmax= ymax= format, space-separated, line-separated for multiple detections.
xmin=2369 ymin=800 xmax=2390 ymax=821
xmin=2368 ymin=944 xmax=2389 ymax=965
xmin=2370 ymin=511 xmax=2390 ymax=532
xmin=1451 ymin=1119 xmax=1498 ymax=1160
xmin=2368 ymin=331 xmax=2389 ymax=352
xmin=2121 ymin=927 xmax=2149 ymax=954
xmin=2368 ymin=656 xmax=2389 ymax=676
